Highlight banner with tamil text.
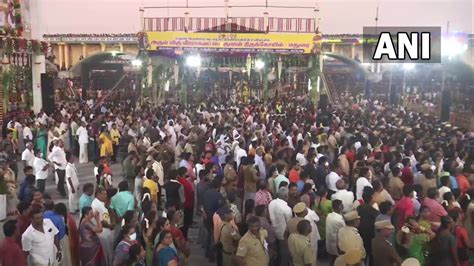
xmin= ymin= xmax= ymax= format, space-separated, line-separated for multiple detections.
xmin=145 ymin=32 xmax=316 ymax=53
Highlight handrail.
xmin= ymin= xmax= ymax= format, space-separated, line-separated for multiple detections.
xmin=320 ymin=72 xmax=334 ymax=105
xmin=142 ymin=5 xmax=316 ymax=10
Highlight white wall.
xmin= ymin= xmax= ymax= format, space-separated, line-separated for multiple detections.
xmin=30 ymin=0 xmax=472 ymax=38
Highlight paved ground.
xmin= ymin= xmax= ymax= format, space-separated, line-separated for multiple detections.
xmin=1 ymin=161 xmax=209 ymax=265
xmin=2 ymin=161 xmax=329 ymax=265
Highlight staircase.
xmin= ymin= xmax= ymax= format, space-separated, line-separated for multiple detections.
xmin=321 ymin=72 xmax=338 ymax=105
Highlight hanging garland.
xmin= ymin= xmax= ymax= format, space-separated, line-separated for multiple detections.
xmin=0 ymin=37 xmax=49 ymax=55
xmin=13 ymin=0 xmax=22 ymax=36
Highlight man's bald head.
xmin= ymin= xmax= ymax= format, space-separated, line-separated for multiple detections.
xmin=336 ymin=179 xmax=346 ymax=190
xmin=300 ymin=194 xmax=311 ymax=207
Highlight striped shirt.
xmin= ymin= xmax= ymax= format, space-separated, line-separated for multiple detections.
xmin=255 ymin=189 xmax=272 ymax=207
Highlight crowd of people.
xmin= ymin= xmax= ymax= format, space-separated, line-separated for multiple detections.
xmin=0 ymin=93 xmax=474 ymax=266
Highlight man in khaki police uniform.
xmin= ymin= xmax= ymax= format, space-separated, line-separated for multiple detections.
xmin=337 ymin=211 xmax=366 ymax=260
xmin=288 ymin=219 xmax=316 ymax=266
xmin=286 ymin=202 xmax=307 ymax=235
xmin=235 ymin=216 xmax=269 ymax=266
xmin=372 ymin=220 xmax=402 ymax=266
xmin=217 ymin=206 xmax=241 ymax=266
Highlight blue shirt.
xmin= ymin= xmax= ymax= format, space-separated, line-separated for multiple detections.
xmin=439 ymin=171 xmax=459 ymax=190
xmin=18 ymin=179 xmax=33 ymax=202
xmin=296 ymin=180 xmax=305 ymax=192
xmin=110 ymin=191 xmax=135 ymax=217
xmin=79 ymin=194 xmax=94 ymax=211
xmin=43 ymin=210 xmax=66 ymax=240
xmin=449 ymin=175 xmax=458 ymax=190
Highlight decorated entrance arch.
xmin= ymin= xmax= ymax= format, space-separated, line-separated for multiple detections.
xmin=138 ymin=21 xmax=324 ymax=106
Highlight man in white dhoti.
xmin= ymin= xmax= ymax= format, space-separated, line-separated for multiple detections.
xmin=76 ymin=122 xmax=89 ymax=164
xmin=65 ymin=152 xmax=79 ymax=213
xmin=0 ymin=164 xmax=6 ymax=220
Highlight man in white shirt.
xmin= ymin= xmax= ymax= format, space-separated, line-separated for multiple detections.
xmin=22 ymin=208 xmax=61 ymax=266
xmin=356 ymin=168 xmax=373 ymax=200
xmin=76 ymin=122 xmax=89 ymax=164
xmin=234 ymin=142 xmax=247 ymax=169
xmin=86 ymin=99 xmax=94 ymax=108
xmin=21 ymin=142 xmax=35 ymax=168
xmin=6 ymin=118 xmax=21 ymax=132
xmin=48 ymin=139 xmax=67 ymax=197
xmin=295 ymin=151 xmax=307 ymax=167
xmin=438 ymin=175 xmax=451 ymax=202
xmin=268 ymin=187 xmax=292 ymax=265
xmin=325 ymin=200 xmax=346 ymax=264
xmin=152 ymin=157 xmax=164 ymax=187
xmin=37 ymin=111 xmax=49 ymax=125
xmin=331 ymin=179 xmax=355 ymax=213
xmin=34 ymin=150 xmax=50 ymax=193
xmin=70 ymin=118 xmax=79 ymax=156
xmin=145 ymin=154 xmax=165 ymax=187
xmin=23 ymin=122 xmax=33 ymax=143
xmin=128 ymin=126 xmax=138 ymax=139
xmin=59 ymin=118 xmax=70 ymax=151
xmin=326 ymin=167 xmax=342 ymax=195
xmin=254 ymin=147 xmax=266 ymax=179
xmin=65 ymin=152 xmax=80 ymax=213
xmin=302 ymin=200 xmax=321 ymax=261
xmin=91 ymin=187 xmax=114 ymax=265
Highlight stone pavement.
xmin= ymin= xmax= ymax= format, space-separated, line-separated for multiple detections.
xmin=2 ymin=161 xmax=329 ymax=265
xmin=1 ymin=161 xmax=210 ymax=265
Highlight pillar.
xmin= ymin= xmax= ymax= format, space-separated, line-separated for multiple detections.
xmin=140 ymin=8 xmax=145 ymax=31
xmin=351 ymin=44 xmax=355 ymax=59
xmin=224 ymin=0 xmax=229 ymax=20
xmin=331 ymin=43 xmax=335 ymax=53
xmin=32 ymin=55 xmax=46 ymax=113
xmin=58 ymin=44 xmax=64 ymax=70
xmin=101 ymin=43 xmax=106 ymax=52
xmin=2 ymin=55 xmax=10 ymax=114
xmin=147 ymin=58 xmax=153 ymax=100
xmin=119 ymin=43 xmax=123 ymax=52
xmin=64 ymin=44 xmax=69 ymax=69
xmin=82 ymin=43 xmax=87 ymax=58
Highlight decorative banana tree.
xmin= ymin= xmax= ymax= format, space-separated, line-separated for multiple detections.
xmin=1 ymin=68 xmax=12 ymax=112
xmin=152 ymin=64 xmax=168 ymax=105
xmin=308 ymin=53 xmax=321 ymax=105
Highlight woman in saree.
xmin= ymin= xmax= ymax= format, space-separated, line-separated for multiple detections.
xmin=314 ymin=187 xmax=332 ymax=242
xmin=67 ymin=212 xmax=80 ymax=266
xmin=165 ymin=209 xmax=190 ymax=266
xmin=35 ymin=124 xmax=48 ymax=159
xmin=113 ymin=224 xmax=139 ymax=266
xmin=462 ymin=189 xmax=474 ymax=265
xmin=142 ymin=210 xmax=159 ymax=266
xmin=153 ymin=217 xmax=172 ymax=249
xmin=79 ymin=206 xmax=104 ymax=266
xmin=154 ymin=230 xmax=179 ymax=266
xmin=397 ymin=209 xmax=436 ymax=265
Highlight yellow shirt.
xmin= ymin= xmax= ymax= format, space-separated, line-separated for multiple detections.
xmin=110 ymin=128 xmax=121 ymax=145
xmin=143 ymin=178 xmax=158 ymax=204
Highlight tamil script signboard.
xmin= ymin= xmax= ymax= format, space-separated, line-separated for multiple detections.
xmin=144 ymin=32 xmax=317 ymax=54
